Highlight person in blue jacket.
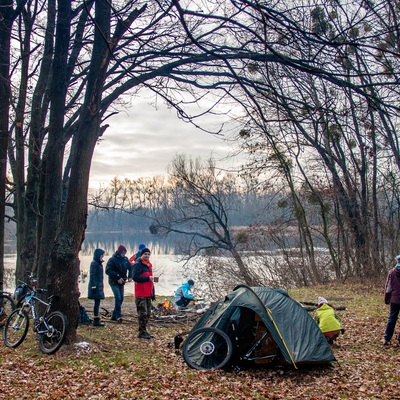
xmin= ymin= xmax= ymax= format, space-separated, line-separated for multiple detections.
xmin=87 ymin=248 xmax=105 ymax=327
xmin=174 ymin=279 xmax=195 ymax=308
xmin=129 ymin=243 xmax=146 ymax=265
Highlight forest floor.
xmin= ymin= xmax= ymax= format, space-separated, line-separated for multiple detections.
xmin=1 ymin=283 xmax=400 ymax=399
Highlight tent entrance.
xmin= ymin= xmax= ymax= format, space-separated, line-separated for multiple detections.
xmin=230 ymin=308 xmax=279 ymax=366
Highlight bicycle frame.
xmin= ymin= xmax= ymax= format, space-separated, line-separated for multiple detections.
xmin=239 ymin=329 xmax=278 ymax=362
xmin=230 ymin=321 xmax=278 ymax=363
xmin=21 ymin=291 xmax=54 ymax=334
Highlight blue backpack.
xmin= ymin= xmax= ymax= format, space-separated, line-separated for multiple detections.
xmin=79 ymin=304 xmax=91 ymax=324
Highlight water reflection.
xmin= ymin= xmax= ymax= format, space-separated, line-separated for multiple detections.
xmin=4 ymin=232 xmax=189 ymax=297
xmin=81 ymin=231 xmax=187 ymax=256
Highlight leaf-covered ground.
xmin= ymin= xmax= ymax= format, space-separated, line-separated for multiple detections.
xmin=1 ymin=283 xmax=399 ymax=399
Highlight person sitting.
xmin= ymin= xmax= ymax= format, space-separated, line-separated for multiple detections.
xmin=314 ymin=296 xmax=344 ymax=344
xmin=174 ymin=280 xmax=195 ymax=309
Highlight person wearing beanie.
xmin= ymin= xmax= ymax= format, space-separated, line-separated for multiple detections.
xmin=314 ymin=296 xmax=343 ymax=344
xmin=105 ymin=244 xmax=132 ymax=323
xmin=174 ymin=279 xmax=195 ymax=309
xmin=383 ymin=255 xmax=400 ymax=345
xmin=318 ymin=297 xmax=328 ymax=306
xmin=88 ymin=248 xmax=106 ymax=327
xmin=129 ymin=243 xmax=146 ymax=265
xmin=132 ymin=247 xmax=155 ymax=339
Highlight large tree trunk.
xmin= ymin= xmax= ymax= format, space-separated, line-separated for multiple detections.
xmin=50 ymin=0 xmax=112 ymax=342
xmin=36 ymin=0 xmax=71 ymax=288
xmin=51 ymin=123 xmax=102 ymax=341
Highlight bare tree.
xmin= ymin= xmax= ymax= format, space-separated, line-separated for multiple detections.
xmin=145 ymin=155 xmax=257 ymax=285
xmin=171 ymin=0 xmax=400 ymax=279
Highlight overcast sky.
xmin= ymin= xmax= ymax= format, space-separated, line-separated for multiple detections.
xmin=88 ymin=98 xmax=240 ymax=189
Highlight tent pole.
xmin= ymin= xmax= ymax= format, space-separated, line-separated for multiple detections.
xmin=265 ymin=307 xmax=298 ymax=369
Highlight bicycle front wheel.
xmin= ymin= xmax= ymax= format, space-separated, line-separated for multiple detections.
xmin=3 ymin=308 xmax=29 ymax=348
xmin=182 ymin=327 xmax=233 ymax=370
xmin=38 ymin=311 xmax=67 ymax=354
xmin=0 ymin=294 xmax=15 ymax=327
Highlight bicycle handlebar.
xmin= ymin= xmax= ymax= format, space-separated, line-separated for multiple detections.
xmin=17 ymin=279 xmax=47 ymax=294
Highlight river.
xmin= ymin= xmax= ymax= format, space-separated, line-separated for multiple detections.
xmin=3 ymin=232 xmax=191 ymax=298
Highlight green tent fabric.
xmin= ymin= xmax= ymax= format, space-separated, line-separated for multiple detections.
xmin=190 ymin=285 xmax=336 ymax=367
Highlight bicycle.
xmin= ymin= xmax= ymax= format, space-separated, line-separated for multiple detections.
xmin=3 ymin=274 xmax=68 ymax=354
xmin=0 ymin=284 xmax=15 ymax=327
xmin=182 ymin=320 xmax=280 ymax=370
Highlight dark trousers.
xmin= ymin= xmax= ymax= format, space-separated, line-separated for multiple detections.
xmin=384 ymin=303 xmax=400 ymax=341
xmin=136 ymin=297 xmax=152 ymax=334
xmin=93 ymin=299 xmax=101 ymax=317
xmin=110 ymin=284 xmax=124 ymax=319
xmin=176 ymin=297 xmax=192 ymax=307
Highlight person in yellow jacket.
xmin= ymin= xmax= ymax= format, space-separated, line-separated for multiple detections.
xmin=314 ymin=297 xmax=344 ymax=344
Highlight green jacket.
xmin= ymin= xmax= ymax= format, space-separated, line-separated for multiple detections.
xmin=315 ymin=304 xmax=342 ymax=333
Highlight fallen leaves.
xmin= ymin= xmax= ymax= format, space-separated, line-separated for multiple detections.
xmin=1 ymin=284 xmax=400 ymax=399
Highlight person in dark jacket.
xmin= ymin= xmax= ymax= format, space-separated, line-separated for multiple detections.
xmin=383 ymin=255 xmax=400 ymax=345
xmin=105 ymin=244 xmax=132 ymax=323
xmin=88 ymin=248 xmax=106 ymax=327
xmin=132 ymin=247 xmax=155 ymax=339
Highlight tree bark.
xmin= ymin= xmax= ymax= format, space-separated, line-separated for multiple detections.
xmin=50 ymin=0 xmax=112 ymax=341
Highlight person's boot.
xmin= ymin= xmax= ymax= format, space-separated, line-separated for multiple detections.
xmin=93 ymin=316 xmax=105 ymax=327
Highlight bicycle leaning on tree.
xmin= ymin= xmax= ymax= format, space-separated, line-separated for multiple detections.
xmin=3 ymin=273 xmax=68 ymax=354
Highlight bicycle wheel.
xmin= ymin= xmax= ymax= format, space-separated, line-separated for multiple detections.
xmin=3 ymin=308 xmax=29 ymax=348
xmin=0 ymin=294 xmax=15 ymax=327
xmin=182 ymin=327 xmax=233 ymax=370
xmin=38 ymin=311 xmax=67 ymax=354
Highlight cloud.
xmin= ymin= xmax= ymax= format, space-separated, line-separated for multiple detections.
xmin=89 ymin=98 xmax=236 ymax=189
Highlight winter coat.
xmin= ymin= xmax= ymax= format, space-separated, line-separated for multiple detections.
xmin=105 ymin=251 xmax=131 ymax=286
xmin=132 ymin=257 xmax=154 ymax=298
xmin=384 ymin=266 xmax=400 ymax=305
xmin=315 ymin=303 xmax=342 ymax=333
xmin=174 ymin=282 xmax=195 ymax=304
xmin=88 ymin=248 xmax=105 ymax=300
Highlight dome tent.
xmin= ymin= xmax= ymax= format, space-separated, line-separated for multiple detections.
xmin=182 ymin=285 xmax=336 ymax=370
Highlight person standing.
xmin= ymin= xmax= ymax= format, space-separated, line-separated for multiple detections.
xmin=132 ymin=247 xmax=155 ymax=339
xmin=383 ymin=255 xmax=400 ymax=345
xmin=88 ymin=248 xmax=106 ymax=327
xmin=174 ymin=280 xmax=195 ymax=309
xmin=129 ymin=243 xmax=146 ymax=265
xmin=105 ymin=244 xmax=131 ymax=323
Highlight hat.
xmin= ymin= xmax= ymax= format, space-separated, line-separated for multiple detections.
xmin=117 ymin=245 xmax=127 ymax=254
xmin=188 ymin=279 xmax=195 ymax=286
xmin=141 ymin=247 xmax=151 ymax=255
xmin=318 ymin=296 xmax=328 ymax=305
xmin=139 ymin=244 xmax=146 ymax=250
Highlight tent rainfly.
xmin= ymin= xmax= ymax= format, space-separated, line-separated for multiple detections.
xmin=182 ymin=285 xmax=336 ymax=370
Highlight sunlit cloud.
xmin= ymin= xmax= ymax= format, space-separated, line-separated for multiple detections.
xmin=89 ymin=98 xmax=237 ymax=189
